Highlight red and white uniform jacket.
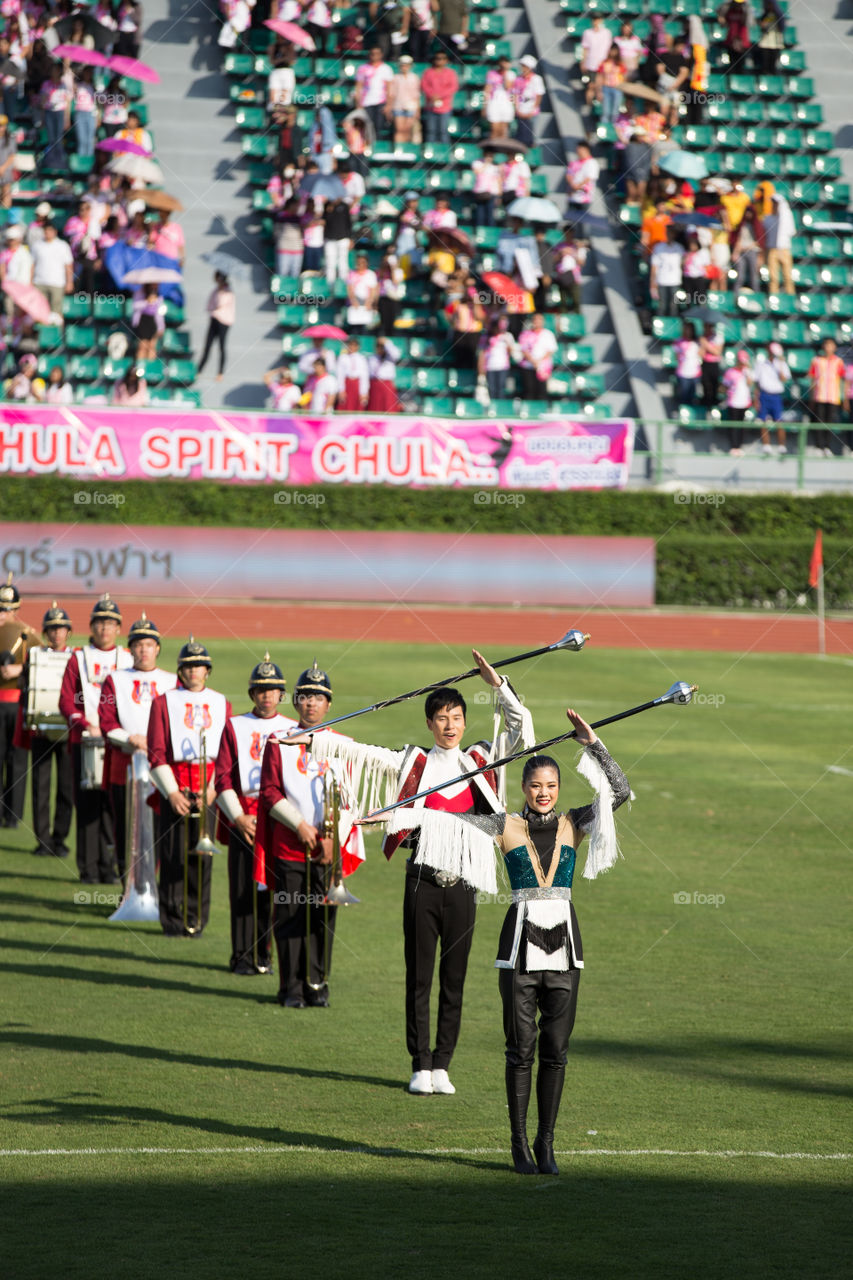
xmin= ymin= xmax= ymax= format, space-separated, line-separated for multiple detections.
xmin=59 ymin=643 xmax=133 ymax=744
xmin=146 ymin=683 xmax=232 ymax=814
xmin=99 ymin=667 xmax=178 ymax=786
xmin=254 ymin=727 xmax=365 ymax=888
xmin=214 ymin=709 xmax=297 ymax=841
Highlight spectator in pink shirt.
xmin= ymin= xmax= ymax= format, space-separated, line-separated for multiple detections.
xmin=421 ymin=49 xmax=458 ymax=145
xmin=151 ymin=210 xmax=185 ymax=267
xmin=581 ymin=14 xmax=613 ymax=105
xmin=197 ymin=270 xmax=235 ymax=381
xmin=354 ymin=46 xmax=395 ymax=142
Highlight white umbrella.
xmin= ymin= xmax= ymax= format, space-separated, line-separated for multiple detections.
xmin=123 ymin=267 xmax=183 ymax=284
xmin=108 ymin=152 xmax=164 ymax=184
xmin=506 ymin=196 xmax=563 ymax=224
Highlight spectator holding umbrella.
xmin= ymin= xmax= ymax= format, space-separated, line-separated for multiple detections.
xmin=500 ymin=150 xmax=531 ymax=206
xmin=64 ymin=196 xmax=102 ymax=295
xmin=682 ymin=233 xmax=711 ymax=307
xmin=116 ymin=1 xmax=144 ymax=59
xmin=367 ymin=335 xmax=401 ymax=412
xmin=275 ymin=197 xmax=304 ymax=279
xmin=421 ymin=48 xmax=458 ymax=145
xmin=72 ymin=67 xmax=98 ymax=158
xmin=722 ymin=349 xmax=753 ymax=456
xmin=753 ymin=340 xmax=791 ymax=455
xmin=0 ymin=226 xmax=33 ymax=315
xmin=336 ymin=336 xmax=370 ymax=410
xmin=131 ymin=281 xmax=165 ymax=362
xmin=101 ymin=75 xmax=128 ymax=136
xmin=305 ymin=356 xmax=337 ymax=412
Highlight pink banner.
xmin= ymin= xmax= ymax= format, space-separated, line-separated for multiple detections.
xmin=0 ymin=405 xmax=634 ymax=489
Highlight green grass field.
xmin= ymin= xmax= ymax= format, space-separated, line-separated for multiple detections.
xmin=1 ymin=640 xmax=851 ymax=1280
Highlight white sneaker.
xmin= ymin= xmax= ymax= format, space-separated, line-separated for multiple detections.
xmin=431 ymin=1068 xmax=456 ymax=1095
xmin=408 ymin=1070 xmax=433 ymax=1094
xmin=761 ymin=444 xmax=773 ymax=456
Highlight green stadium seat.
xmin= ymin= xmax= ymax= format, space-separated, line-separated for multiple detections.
xmin=446 ymin=369 xmax=477 ymax=393
xmin=804 ymin=130 xmax=833 ymax=153
xmin=64 ymin=324 xmax=96 ymax=353
xmin=69 ymin=154 xmax=94 ymax=175
xmin=652 ymin=317 xmax=683 ymax=342
xmin=817 ymin=265 xmax=849 ymax=289
xmin=38 ymin=324 xmax=63 ymax=351
xmin=412 ymin=368 xmax=448 ymax=393
xmin=102 ymin=357 xmax=131 ymax=381
xmin=167 ymin=358 xmax=198 ymax=385
xmin=430 ymin=397 xmax=454 ymax=415
xmin=242 ymin=134 xmax=275 ymax=159
xmin=740 ymin=319 xmax=773 ymax=344
xmin=224 ymin=54 xmax=254 ymax=77
xmin=36 ymin=354 xmax=65 ymax=377
xmin=451 ymin=398 xmax=486 ymax=418
xmin=572 ymin=372 xmax=606 ymax=398
xmin=139 ymin=359 xmax=166 ymax=384
xmin=706 ymin=99 xmax=733 ymax=123
xmin=62 ymin=294 xmax=92 ymax=320
xmin=69 ymin=355 xmax=100 ymax=381
xmin=161 ymin=330 xmax=192 ymax=357
xmin=785 ymin=348 xmax=813 ymax=375
xmin=772 ymin=320 xmax=807 ymax=345
xmin=235 ymin=106 xmax=266 ymax=131
xmin=778 ymin=50 xmax=806 ymax=72
xmin=814 ymin=156 xmax=842 ymax=179
xmin=766 ymin=293 xmax=799 ymax=317
xmin=794 ymin=103 xmax=823 ymax=125
xmin=94 ymin=296 xmax=125 ymax=322
xmin=785 ymin=77 xmax=814 ymax=99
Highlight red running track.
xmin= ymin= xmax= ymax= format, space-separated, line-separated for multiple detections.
xmin=23 ymin=599 xmax=852 ymax=655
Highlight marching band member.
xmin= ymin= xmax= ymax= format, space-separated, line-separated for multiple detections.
xmin=15 ymin=603 xmax=74 ymax=858
xmin=147 ymin=638 xmax=231 ymax=937
xmin=0 ymin=573 xmax=40 ymax=830
xmin=389 ymin=714 xmax=630 ymax=1176
xmin=59 ymin=594 xmax=132 ymax=883
xmin=98 ymin=615 xmax=176 ymax=879
xmin=255 ymin=661 xmax=364 ymax=1008
xmin=309 ymin=650 xmax=533 ymax=1095
xmin=215 ymin=655 xmax=295 ymax=975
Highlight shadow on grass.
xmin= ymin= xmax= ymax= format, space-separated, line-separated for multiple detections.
xmin=0 ymin=958 xmax=274 ymax=1002
xmin=1 ymin=1163 xmax=849 ymax=1280
xmin=0 ymin=936 xmax=224 ymax=974
xmin=0 ymin=1031 xmax=404 ymax=1091
xmin=575 ymin=1037 xmax=853 ymax=1100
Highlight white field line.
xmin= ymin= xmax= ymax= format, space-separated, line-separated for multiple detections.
xmin=0 ymin=1146 xmax=849 ymax=1161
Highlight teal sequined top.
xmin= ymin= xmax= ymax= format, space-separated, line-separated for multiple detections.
xmin=503 ymin=841 xmax=576 ymax=891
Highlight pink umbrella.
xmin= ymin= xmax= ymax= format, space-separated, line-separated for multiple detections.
xmin=97 ymin=137 xmax=151 ymax=157
xmin=124 ymin=267 xmax=183 ymax=285
xmin=263 ymin=19 xmax=316 ymax=50
xmin=2 ymin=280 xmax=53 ymax=325
xmin=301 ymin=324 xmax=348 ymax=340
xmin=107 ymin=54 xmax=161 ymax=84
xmin=53 ymin=44 xmax=110 ymax=67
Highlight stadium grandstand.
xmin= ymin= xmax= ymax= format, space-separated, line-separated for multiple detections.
xmin=0 ymin=0 xmax=850 ymax=485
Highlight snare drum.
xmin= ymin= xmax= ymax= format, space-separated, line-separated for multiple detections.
xmin=25 ymin=648 xmax=71 ymax=741
xmin=80 ymin=737 xmax=106 ymax=790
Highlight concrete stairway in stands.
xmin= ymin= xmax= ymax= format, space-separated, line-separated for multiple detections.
xmin=794 ymin=0 xmax=853 ymax=192
xmin=143 ymin=0 xmax=276 ymax=408
xmin=501 ymin=0 xmax=641 ymax=430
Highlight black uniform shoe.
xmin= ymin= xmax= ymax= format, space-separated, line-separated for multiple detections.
xmin=232 ymin=962 xmax=257 ymax=976
xmin=52 ymin=843 xmax=70 ymax=858
xmin=31 ymin=844 xmax=52 ymax=857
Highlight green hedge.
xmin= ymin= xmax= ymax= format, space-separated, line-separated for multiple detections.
xmin=1 ymin=480 xmax=848 ymax=609
xmin=1 ymin=478 xmax=851 ymax=537
xmin=656 ymin=536 xmax=850 ymax=610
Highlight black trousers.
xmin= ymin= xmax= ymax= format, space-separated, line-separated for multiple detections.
xmin=228 ymin=830 xmax=272 ymax=972
xmin=109 ymin=783 xmax=127 ymax=878
xmin=0 ymin=701 xmax=26 ymax=824
xmin=30 ymin=734 xmax=72 ymax=850
xmin=403 ymin=867 xmax=476 ymax=1072
xmin=499 ymin=964 xmax=580 ymax=1069
xmin=197 ymin=317 xmax=229 ymax=376
xmin=155 ymin=804 xmax=213 ymax=936
xmin=272 ymin=858 xmax=337 ymax=1002
xmin=71 ymin=743 xmax=115 ymax=881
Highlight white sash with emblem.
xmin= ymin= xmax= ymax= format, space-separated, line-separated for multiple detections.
xmin=80 ymin=644 xmax=133 ymax=724
xmin=112 ymin=667 xmax=177 ymax=736
xmin=165 ymin=687 xmax=227 ymax=762
xmin=231 ymin=711 xmax=297 ymax=798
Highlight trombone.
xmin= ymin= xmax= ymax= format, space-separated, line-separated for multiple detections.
xmin=183 ymin=730 xmax=217 ymax=935
xmin=305 ymin=770 xmax=359 ymax=991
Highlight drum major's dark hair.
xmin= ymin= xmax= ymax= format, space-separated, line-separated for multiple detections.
xmin=425 ymin=686 xmax=467 ymax=721
xmin=521 ymin=755 xmax=561 ymax=786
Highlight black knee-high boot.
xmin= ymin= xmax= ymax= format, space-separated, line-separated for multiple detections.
xmin=533 ymin=1064 xmax=565 ymax=1175
xmin=505 ymin=1065 xmax=538 ymax=1174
